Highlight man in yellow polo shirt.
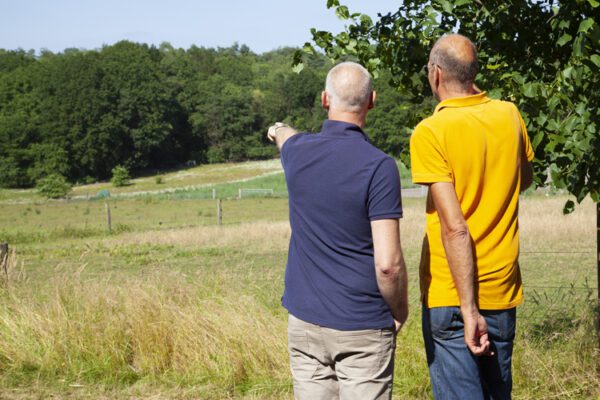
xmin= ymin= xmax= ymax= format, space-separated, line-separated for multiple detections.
xmin=410 ymin=34 xmax=534 ymax=399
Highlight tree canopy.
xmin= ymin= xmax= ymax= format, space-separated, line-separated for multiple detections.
xmin=295 ymin=0 xmax=599 ymax=211
xmin=0 ymin=44 xmax=322 ymax=187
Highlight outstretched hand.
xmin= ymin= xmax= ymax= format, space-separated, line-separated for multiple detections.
xmin=462 ymin=310 xmax=493 ymax=356
xmin=266 ymin=122 xmax=298 ymax=150
xmin=267 ymin=122 xmax=286 ymax=142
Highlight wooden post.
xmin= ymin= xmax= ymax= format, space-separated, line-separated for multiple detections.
xmin=105 ymin=201 xmax=112 ymax=233
xmin=212 ymin=188 xmax=216 ymax=200
xmin=596 ymin=202 xmax=599 ymax=342
xmin=238 ymin=188 xmax=242 ymax=199
xmin=0 ymin=243 xmax=8 ymax=284
xmin=217 ymin=199 xmax=222 ymax=226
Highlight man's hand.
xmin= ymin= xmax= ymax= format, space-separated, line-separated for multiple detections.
xmin=462 ymin=308 xmax=493 ymax=356
xmin=267 ymin=122 xmax=298 ymax=150
xmin=394 ymin=319 xmax=404 ymax=334
xmin=266 ymin=122 xmax=286 ymax=142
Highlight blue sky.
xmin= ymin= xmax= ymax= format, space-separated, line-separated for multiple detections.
xmin=0 ymin=1 xmax=396 ymax=54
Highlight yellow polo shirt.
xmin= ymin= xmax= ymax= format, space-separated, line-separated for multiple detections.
xmin=410 ymin=92 xmax=534 ymax=309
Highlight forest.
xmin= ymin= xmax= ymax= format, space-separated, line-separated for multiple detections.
xmin=0 ymin=42 xmax=414 ymax=188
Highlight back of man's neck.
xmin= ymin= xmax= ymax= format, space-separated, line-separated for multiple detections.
xmin=327 ymin=111 xmax=366 ymax=129
xmin=438 ymin=86 xmax=479 ymax=102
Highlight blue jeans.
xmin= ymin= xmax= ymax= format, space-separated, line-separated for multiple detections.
xmin=422 ymin=306 xmax=517 ymax=400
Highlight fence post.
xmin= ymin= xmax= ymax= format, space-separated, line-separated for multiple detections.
xmin=596 ymin=202 xmax=599 ymax=345
xmin=238 ymin=188 xmax=242 ymax=199
xmin=212 ymin=188 xmax=216 ymax=200
xmin=105 ymin=201 xmax=112 ymax=233
xmin=217 ymin=199 xmax=222 ymax=226
xmin=0 ymin=243 xmax=8 ymax=284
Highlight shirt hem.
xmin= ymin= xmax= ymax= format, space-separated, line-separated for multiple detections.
xmin=369 ymin=212 xmax=403 ymax=221
xmin=283 ymin=304 xmax=394 ymax=331
xmin=411 ymin=174 xmax=453 ymax=184
xmin=423 ymin=297 xmax=524 ymax=310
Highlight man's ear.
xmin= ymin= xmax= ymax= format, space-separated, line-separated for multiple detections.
xmin=368 ymin=91 xmax=376 ymax=109
xmin=433 ymin=66 xmax=441 ymax=91
xmin=321 ymin=91 xmax=329 ymax=110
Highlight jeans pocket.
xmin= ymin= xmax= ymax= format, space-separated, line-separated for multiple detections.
xmin=429 ymin=307 xmax=463 ymax=340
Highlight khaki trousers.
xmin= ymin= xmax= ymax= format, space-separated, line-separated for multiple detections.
xmin=287 ymin=314 xmax=396 ymax=400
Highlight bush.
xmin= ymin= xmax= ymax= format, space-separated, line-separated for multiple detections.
xmin=206 ymin=148 xmax=225 ymax=164
xmin=36 ymin=174 xmax=72 ymax=199
xmin=111 ymin=166 xmax=131 ymax=187
xmin=155 ymin=176 xmax=163 ymax=184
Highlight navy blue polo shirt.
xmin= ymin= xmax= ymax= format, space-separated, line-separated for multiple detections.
xmin=280 ymin=119 xmax=403 ymax=330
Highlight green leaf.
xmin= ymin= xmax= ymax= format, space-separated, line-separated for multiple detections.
xmin=302 ymin=43 xmax=315 ymax=54
xmin=327 ymin=0 xmax=340 ymax=9
xmin=512 ymin=74 xmax=525 ymax=85
xmin=455 ymin=0 xmax=471 ymax=5
xmin=486 ymin=63 xmax=503 ymax=70
xmin=487 ymin=88 xmax=502 ymax=99
xmin=559 ymin=20 xmax=570 ymax=29
xmin=532 ymin=132 xmax=543 ymax=150
xmin=335 ymin=5 xmax=350 ymax=20
xmin=590 ymin=54 xmax=600 ymax=67
xmin=291 ymin=63 xmax=304 ymax=74
xmin=547 ymin=119 xmax=560 ymax=132
xmin=572 ymin=35 xmax=584 ymax=57
xmin=578 ymin=18 xmax=594 ymax=34
xmin=360 ymin=14 xmax=373 ymax=26
xmin=557 ymin=33 xmax=572 ymax=46
xmin=588 ymin=0 xmax=600 ymax=7
xmin=440 ymin=0 xmax=453 ymax=14
xmin=521 ymin=83 xmax=537 ymax=98
xmin=292 ymin=49 xmax=303 ymax=66
xmin=563 ymin=200 xmax=575 ymax=214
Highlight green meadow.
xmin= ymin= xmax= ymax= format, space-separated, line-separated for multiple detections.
xmin=0 ymin=161 xmax=597 ymax=399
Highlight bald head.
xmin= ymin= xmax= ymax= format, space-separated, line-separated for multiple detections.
xmin=430 ymin=34 xmax=479 ymax=89
xmin=325 ymin=62 xmax=372 ymax=113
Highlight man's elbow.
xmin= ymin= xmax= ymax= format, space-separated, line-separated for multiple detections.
xmin=442 ymin=222 xmax=470 ymax=241
xmin=375 ymin=261 xmax=402 ymax=281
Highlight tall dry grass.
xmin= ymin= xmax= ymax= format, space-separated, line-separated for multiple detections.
xmin=0 ymin=268 xmax=290 ymax=398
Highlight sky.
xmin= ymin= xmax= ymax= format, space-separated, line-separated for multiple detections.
xmin=0 ymin=0 xmax=397 ymax=54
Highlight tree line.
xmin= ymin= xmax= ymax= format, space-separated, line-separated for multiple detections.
xmin=0 ymin=41 xmax=414 ymax=189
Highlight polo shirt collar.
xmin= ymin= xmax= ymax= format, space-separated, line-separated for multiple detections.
xmin=320 ymin=119 xmax=370 ymax=142
xmin=434 ymin=92 xmax=491 ymax=114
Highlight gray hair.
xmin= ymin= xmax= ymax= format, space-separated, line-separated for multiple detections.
xmin=430 ymin=34 xmax=479 ymax=88
xmin=325 ymin=62 xmax=372 ymax=113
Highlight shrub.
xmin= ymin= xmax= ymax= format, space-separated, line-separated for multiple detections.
xmin=36 ymin=174 xmax=72 ymax=199
xmin=111 ymin=166 xmax=131 ymax=187
xmin=155 ymin=176 xmax=163 ymax=184
xmin=206 ymin=148 xmax=225 ymax=164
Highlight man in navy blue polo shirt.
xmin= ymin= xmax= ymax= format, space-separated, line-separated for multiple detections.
xmin=267 ymin=62 xmax=409 ymax=400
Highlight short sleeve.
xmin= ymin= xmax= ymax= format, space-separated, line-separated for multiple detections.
xmin=516 ymin=110 xmax=534 ymax=162
xmin=367 ymin=157 xmax=403 ymax=220
xmin=280 ymin=133 xmax=305 ymax=169
xmin=410 ymin=123 xmax=453 ymax=184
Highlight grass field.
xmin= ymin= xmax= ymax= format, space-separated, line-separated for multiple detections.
xmin=0 ymin=161 xmax=597 ymax=399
